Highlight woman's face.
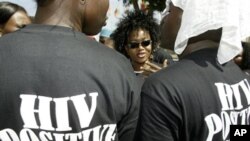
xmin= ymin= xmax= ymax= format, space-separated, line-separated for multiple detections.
xmin=126 ymin=28 xmax=152 ymax=65
xmin=1 ymin=10 xmax=31 ymax=35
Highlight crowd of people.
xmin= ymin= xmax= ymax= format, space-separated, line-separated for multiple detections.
xmin=0 ymin=0 xmax=250 ymax=141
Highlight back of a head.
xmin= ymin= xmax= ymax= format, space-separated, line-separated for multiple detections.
xmin=34 ymin=0 xmax=109 ymax=35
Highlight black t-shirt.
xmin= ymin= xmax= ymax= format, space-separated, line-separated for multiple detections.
xmin=0 ymin=24 xmax=141 ymax=141
xmin=152 ymin=47 xmax=174 ymax=64
xmin=137 ymin=48 xmax=250 ymax=141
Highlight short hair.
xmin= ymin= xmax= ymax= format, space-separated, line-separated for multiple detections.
xmin=111 ymin=10 xmax=160 ymax=58
xmin=0 ymin=2 xmax=27 ymax=25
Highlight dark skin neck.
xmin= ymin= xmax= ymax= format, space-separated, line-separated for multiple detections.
xmin=34 ymin=0 xmax=83 ymax=32
xmin=179 ymin=29 xmax=222 ymax=58
xmin=180 ymin=40 xmax=219 ymax=59
xmin=132 ymin=61 xmax=145 ymax=71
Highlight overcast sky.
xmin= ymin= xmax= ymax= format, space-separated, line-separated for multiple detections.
xmin=0 ymin=0 xmax=37 ymax=16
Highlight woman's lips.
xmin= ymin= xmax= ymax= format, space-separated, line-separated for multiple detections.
xmin=137 ymin=52 xmax=146 ymax=58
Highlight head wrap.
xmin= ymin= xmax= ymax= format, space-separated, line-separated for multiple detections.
xmin=171 ymin=0 xmax=250 ymax=64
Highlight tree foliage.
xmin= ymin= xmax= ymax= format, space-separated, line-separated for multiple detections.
xmin=129 ymin=0 xmax=166 ymax=12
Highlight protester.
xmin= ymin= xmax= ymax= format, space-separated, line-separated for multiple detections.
xmin=0 ymin=0 xmax=141 ymax=141
xmin=0 ymin=1 xmax=31 ymax=36
xmin=111 ymin=10 xmax=166 ymax=77
xmin=137 ymin=0 xmax=250 ymax=141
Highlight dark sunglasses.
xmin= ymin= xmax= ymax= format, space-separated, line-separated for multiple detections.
xmin=127 ymin=40 xmax=152 ymax=49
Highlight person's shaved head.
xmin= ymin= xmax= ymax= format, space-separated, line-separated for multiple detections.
xmin=35 ymin=0 xmax=109 ymax=35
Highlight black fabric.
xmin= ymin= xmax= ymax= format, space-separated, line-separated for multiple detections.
xmin=152 ymin=47 xmax=174 ymax=64
xmin=241 ymin=42 xmax=250 ymax=70
xmin=0 ymin=24 xmax=141 ymax=141
xmin=137 ymin=48 xmax=250 ymax=141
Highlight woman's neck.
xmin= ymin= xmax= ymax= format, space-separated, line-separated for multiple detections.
xmin=132 ymin=61 xmax=146 ymax=71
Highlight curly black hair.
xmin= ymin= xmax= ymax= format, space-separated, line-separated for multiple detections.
xmin=111 ymin=10 xmax=160 ymax=58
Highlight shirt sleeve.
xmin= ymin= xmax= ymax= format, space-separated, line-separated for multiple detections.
xmin=136 ymin=79 xmax=183 ymax=141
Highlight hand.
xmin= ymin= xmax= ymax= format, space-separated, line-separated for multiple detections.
xmin=141 ymin=59 xmax=168 ymax=77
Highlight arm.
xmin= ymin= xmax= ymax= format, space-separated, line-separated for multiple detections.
xmin=136 ymin=80 xmax=182 ymax=141
xmin=117 ymin=72 xmax=142 ymax=141
xmin=117 ymin=92 xmax=140 ymax=141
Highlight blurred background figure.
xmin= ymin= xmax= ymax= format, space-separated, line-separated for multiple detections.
xmin=99 ymin=28 xmax=115 ymax=49
xmin=152 ymin=46 xmax=177 ymax=65
xmin=111 ymin=10 xmax=166 ymax=77
xmin=0 ymin=1 xmax=31 ymax=36
xmin=234 ymin=41 xmax=250 ymax=74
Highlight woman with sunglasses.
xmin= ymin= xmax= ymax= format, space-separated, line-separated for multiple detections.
xmin=111 ymin=10 xmax=165 ymax=77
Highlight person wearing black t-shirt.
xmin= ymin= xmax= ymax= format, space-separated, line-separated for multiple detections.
xmin=136 ymin=0 xmax=250 ymax=141
xmin=0 ymin=0 xmax=141 ymax=141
